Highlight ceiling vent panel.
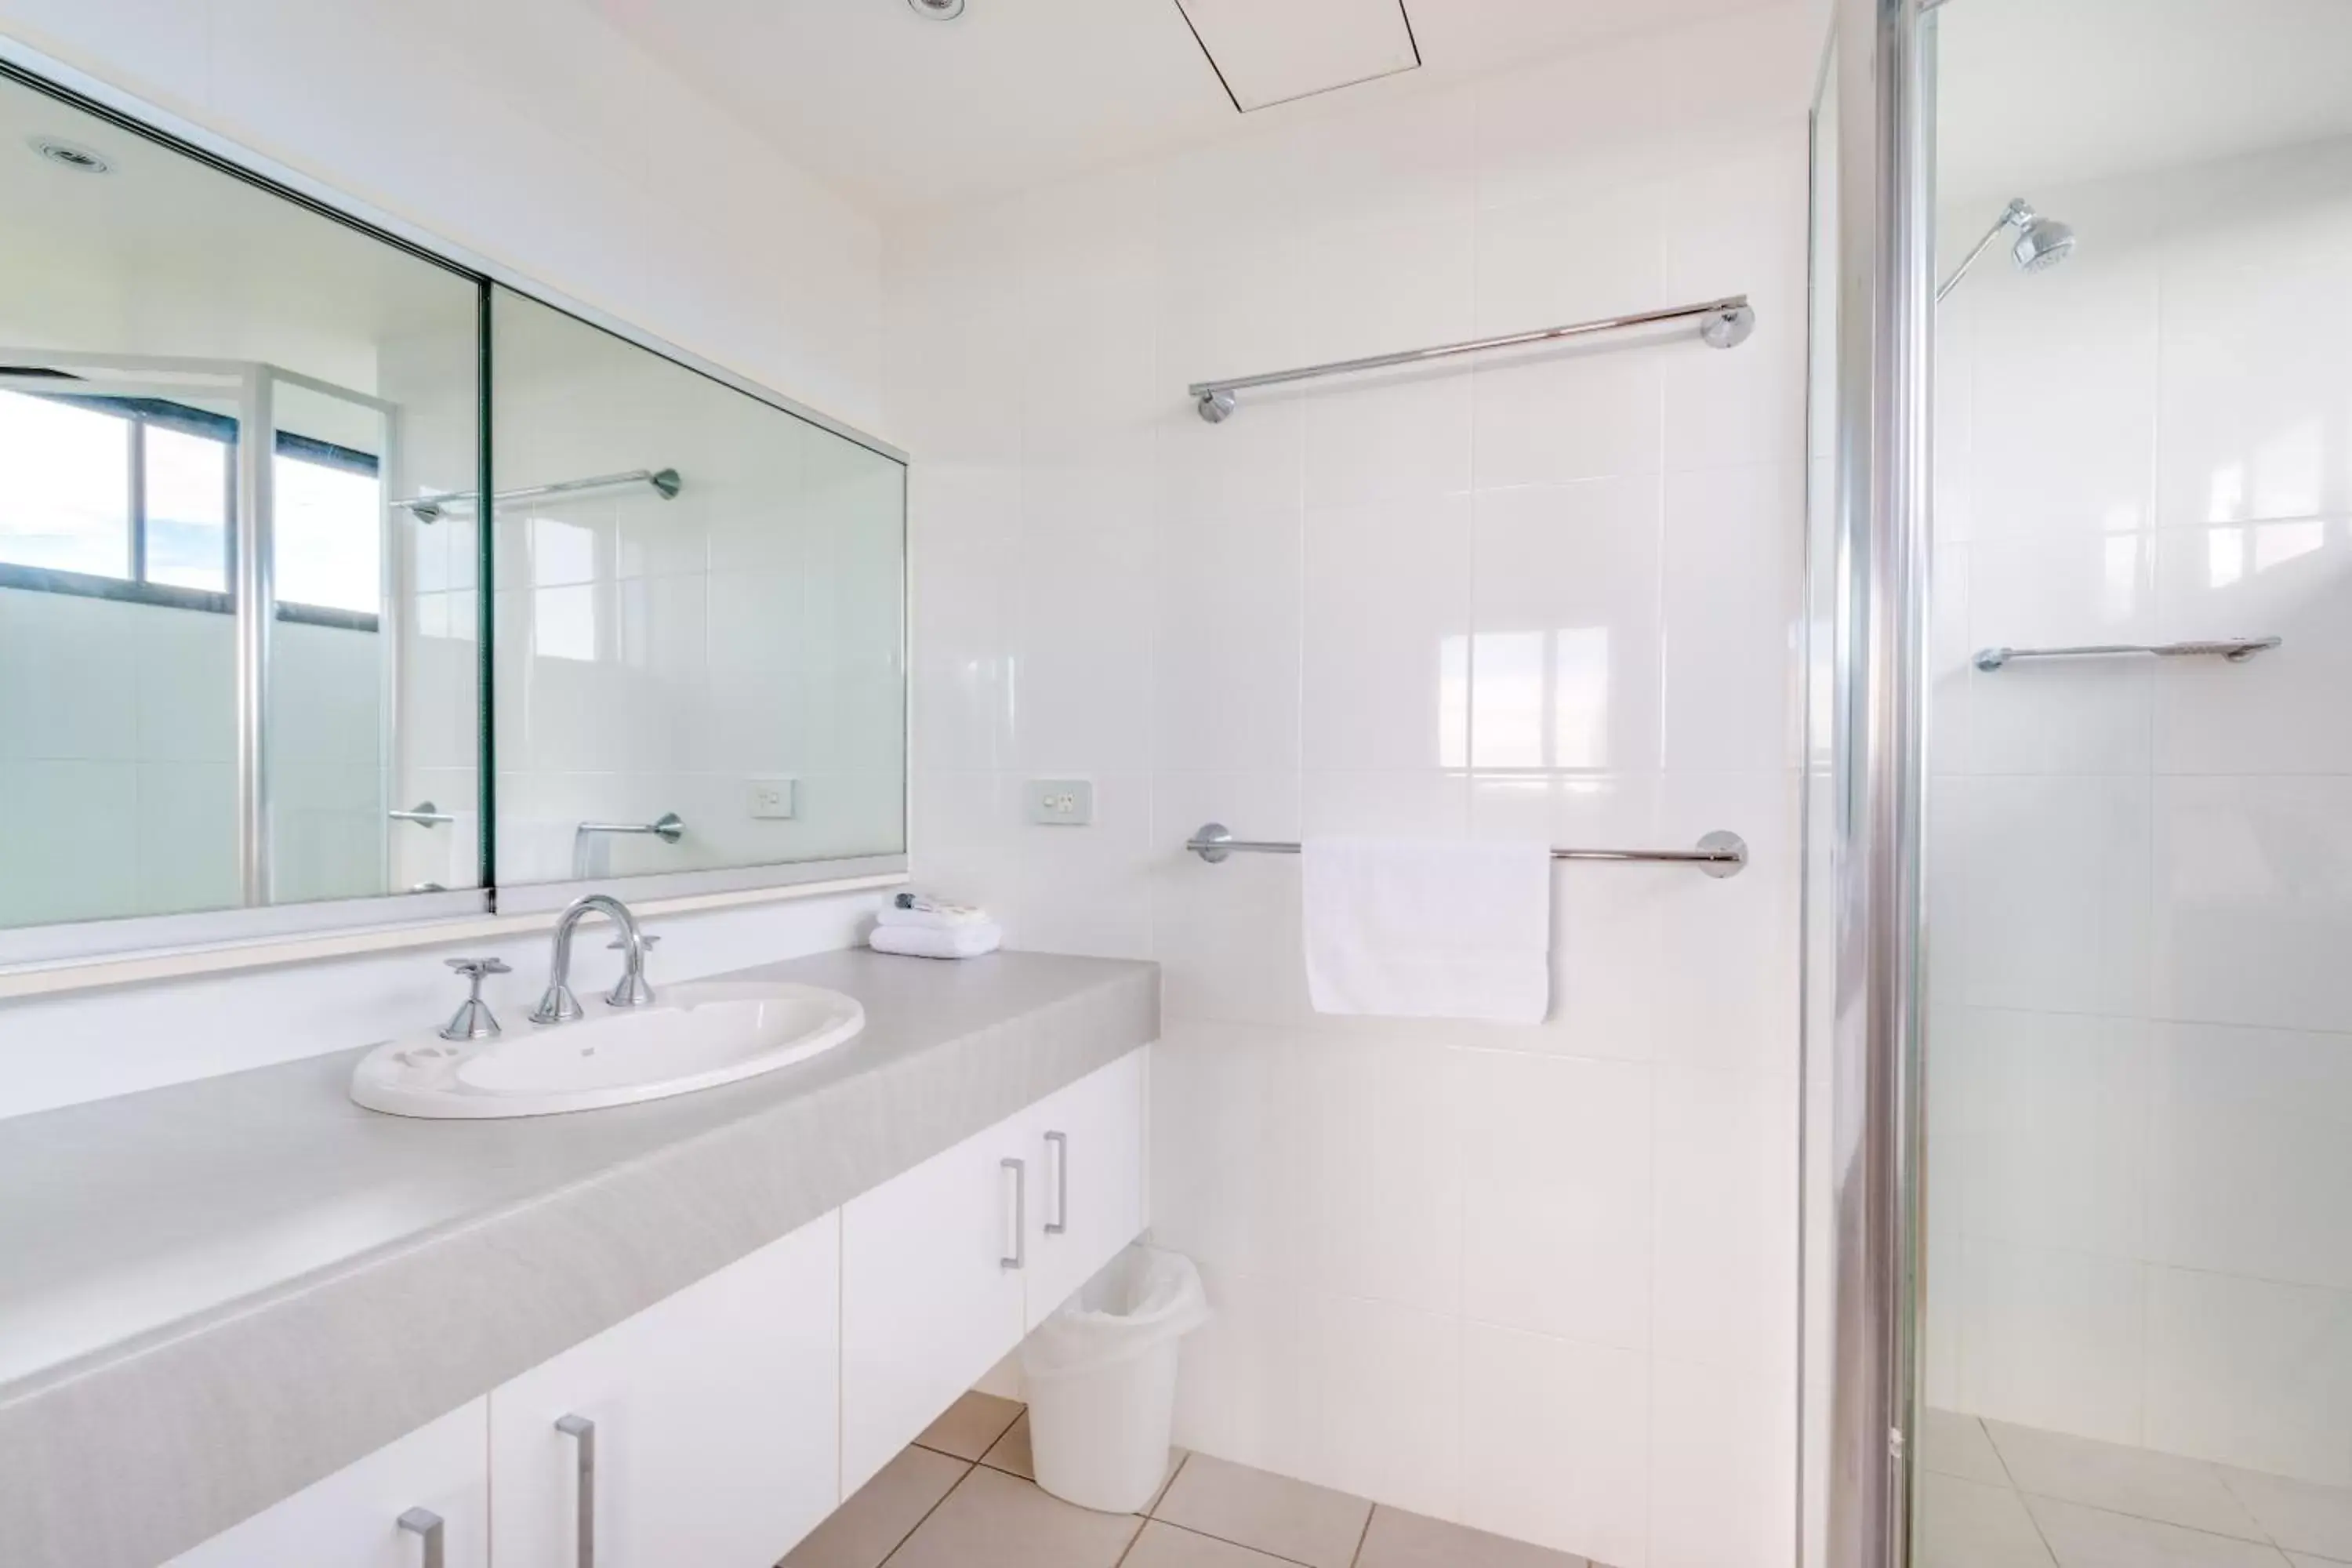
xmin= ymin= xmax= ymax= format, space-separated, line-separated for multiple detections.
xmin=1174 ymin=0 xmax=1421 ymax=112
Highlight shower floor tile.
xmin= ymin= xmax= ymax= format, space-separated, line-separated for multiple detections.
xmin=1917 ymin=1408 xmax=2352 ymax=1568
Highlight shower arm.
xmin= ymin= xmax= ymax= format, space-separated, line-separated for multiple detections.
xmin=1935 ymin=200 xmax=2027 ymax=304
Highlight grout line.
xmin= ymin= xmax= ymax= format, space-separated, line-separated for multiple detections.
xmin=1151 ymin=1450 xmax=1193 ymax=1516
xmin=2015 ymin=1488 xmax=2284 ymax=1553
xmin=1145 ymin=1516 xmax=1323 ymax=1568
xmin=1973 ymin=1417 xmax=2065 ymax=1566
xmin=1347 ymin=1501 xmax=1377 ymax=1567
xmin=2212 ymin=1468 xmax=2288 ymax=1553
xmin=873 ymin=1456 xmax=978 ymax=1568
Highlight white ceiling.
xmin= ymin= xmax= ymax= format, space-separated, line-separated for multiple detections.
xmin=1174 ymin=0 xmax=1419 ymax=113
xmin=583 ymin=0 xmax=1791 ymax=216
xmin=1937 ymin=0 xmax=2352 ymax=205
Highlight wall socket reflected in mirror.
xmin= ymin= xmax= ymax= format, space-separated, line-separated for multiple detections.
xmin=1025 ymin=779 xmax=1093 ymax=826
xmin=747 ymin=778 xmax=798 ymax=820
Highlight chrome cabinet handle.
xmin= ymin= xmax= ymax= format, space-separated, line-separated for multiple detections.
xmin=1000 ymin=1157 xmax=1026 ymax=1270
xmin=556 ymin=1413 xmax=597 ymax=1568
xmin=397 ymin=1507 xmax=445 ymax=1568
xmin=1044 ymin=1131 xmax=1069 ymax=1236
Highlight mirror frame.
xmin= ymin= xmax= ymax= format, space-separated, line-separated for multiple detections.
xmin=0 ymin=40 xmax=911 ymax=975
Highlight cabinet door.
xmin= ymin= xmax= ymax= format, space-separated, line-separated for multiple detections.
xmin=489 ymin=1210 xmax=840 ymax=1568
xmin=168 ymin=1399 xmax=488 ymax=1568
xmin=840 ymin=1112 xmax=1029 ymax=1493
xmin=1024 ymin=1047 xmax=1149 ymax=1328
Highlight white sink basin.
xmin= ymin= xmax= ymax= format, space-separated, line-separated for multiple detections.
xmin=350 ymin=981 xmax=865 ymax=1119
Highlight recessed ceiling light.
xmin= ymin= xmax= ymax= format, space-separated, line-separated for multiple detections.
xmin=907 ymin=0 xmax=965 ymax=18
xmin=30 ymin=136 xmax=110 ymax=174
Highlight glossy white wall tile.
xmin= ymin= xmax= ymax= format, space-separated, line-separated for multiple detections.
xmin=1930 ymin=134 xmax=2352 ymax=1479
xmin=884 ymin=9 xmax=1812 ymax=1559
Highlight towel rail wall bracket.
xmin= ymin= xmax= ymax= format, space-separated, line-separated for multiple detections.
xmin=1187 ymin=296 xmax=1756 ymax=424
xmin=1185 ymin=822 xmax=1748 ymax=879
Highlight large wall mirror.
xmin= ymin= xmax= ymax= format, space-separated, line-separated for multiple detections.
xmin=0 ymin=64 xmax=906 ymax=960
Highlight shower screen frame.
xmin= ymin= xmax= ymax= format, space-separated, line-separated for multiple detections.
xmin=1813 ymin=0 xmax=1936 ymax=1566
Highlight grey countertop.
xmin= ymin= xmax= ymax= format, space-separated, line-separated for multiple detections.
xmin=0 ymin=946 xmax=1159 ymax=1568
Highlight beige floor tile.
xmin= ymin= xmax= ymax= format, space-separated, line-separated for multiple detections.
xmin=981 ymin=1411 xmax=1035 ymax=1479
xmin=1120 ymin=1519 xmax=1299 ymax=1567
xmin=999 ymin=1414 xmax=1187 ymax=1515
xmin=785 ymin=1446 xmax=969 ymax=1568
xmin=1151 ymin=1454 xmax=1371 ymax=1568
xmin=914 ymin=1390 xmax=1026 ymax=1461
xmin=1144 ymin=1452 xmax=1189 ymax=1515
xmin=2223 ymin=1468 xmax=2352 ymax=1561
xmin=1988 ymin=1422 xmax=2268 ymax=1541
xmin=1921 ymin=1408 xmax=2013 ymax=1486
xmin=884 ymin=1465 xmax=1142 ymax=1568
xmin=2025 ymin=1495 xmax=2292 ymax=1568
xmin=1355 ymin=1504 xmax=1588 ymax=1567
xmin=1915 ymin=1472 xmax=2056 ymax=1568
xmin=2287 ymin=1555 xmax=2352 ymax=1566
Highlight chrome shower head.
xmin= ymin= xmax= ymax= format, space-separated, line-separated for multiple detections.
xmin=1936 ymin=197 xmax=2078 ymax=303
xmin=2011 ymin=213 xmax=2076 ymax=274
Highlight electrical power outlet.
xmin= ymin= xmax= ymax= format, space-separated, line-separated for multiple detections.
xmin=1025 ymin=779 xmax=1094 ymax=826
xmin=746 ymin=777 xmax=797 ymax=820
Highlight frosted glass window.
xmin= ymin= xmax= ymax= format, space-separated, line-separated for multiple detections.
xmin=0 ymin=390 xmax=130 ymax=577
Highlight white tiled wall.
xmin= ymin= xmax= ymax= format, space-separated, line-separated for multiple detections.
xmin=1926 ymin=135 xmax=2352 ymax=1485
xmin=885 ymin=9 xmax=1815 ymax=1563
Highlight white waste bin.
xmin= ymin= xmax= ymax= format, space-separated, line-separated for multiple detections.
xmin=1019 ymin=1246 xmax=1210 ymax=1513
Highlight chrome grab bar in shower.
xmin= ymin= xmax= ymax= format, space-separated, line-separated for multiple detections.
xmin=1186 ymin=295 xmax=1755 ymax=423
xmin=1184 ymin=822 xmax=1748 ymax=879
xmin=393 ymin=466 xmax=681 ymax=523
xmin=1973 ymin=636 xmax=2280 ymax=672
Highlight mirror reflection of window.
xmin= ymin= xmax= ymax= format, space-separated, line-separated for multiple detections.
xmin=272 ymin=445 xmax=381 ymax=617
xmin=143 ymin=423 xmax=230 ymax=593
xmin=0 ymin=64 xmax=482 ymax=937
xmin=0 ymin=389 xmax=133 ymax=578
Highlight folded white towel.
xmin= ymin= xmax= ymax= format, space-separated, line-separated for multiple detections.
xmin=1301 ymin=837 xmax=1551 ymax=1023
xmin=878 ymin=901 xmax=990 ymax=931
xmin=870 ymin=919 xmax=1003 ymax=960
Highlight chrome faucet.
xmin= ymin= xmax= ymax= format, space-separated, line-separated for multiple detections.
xmin=531 ymin=893 xmax=654 ymax=1025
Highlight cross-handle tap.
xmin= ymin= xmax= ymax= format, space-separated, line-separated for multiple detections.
xmin=532 ymin=894 xmax=651 ymax=1025
xmin=439 ymin=957 xmax=510 ymax=1041
xmin=606 ymin=931 xmax=661 ymax=1007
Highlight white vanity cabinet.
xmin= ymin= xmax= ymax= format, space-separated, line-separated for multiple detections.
xmin=1022 ymin=1047 xmax=1147 ymax=1330
xmin=488 ymin=1210 xmax=841 ymax=1568
xmin=837 ymin=1102 xmax=1033 ymax=1492
xmin=156 ymin=1046 xmax=1147 ymax=1567
xmin=165 ymin=1399 xmax=489 ymax=1568
xmin=840 ymin=1047 xmax=1148 ymax=1490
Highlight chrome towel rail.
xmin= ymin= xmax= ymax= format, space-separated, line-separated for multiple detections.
xmin=578 ymin=812 xmax=686 ymax=844
xmin=1185 ymin=822 xmax=1748 ymax=879
xmin=1187 ymin=296 xmax=1756 ymax=423
xmin=1973 ymin=636 xmax=2280 ymax=672
xmin=394 ymin=466 xmax=681 ymax=523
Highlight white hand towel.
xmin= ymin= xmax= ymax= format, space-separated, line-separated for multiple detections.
xmin=869 ymin=918 xmax=1003 ymax=960
xmin=878 ymin=901 xmax=990 ymax=931
xmin=1301 ymin=837 xmax=1551 ymax=1023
